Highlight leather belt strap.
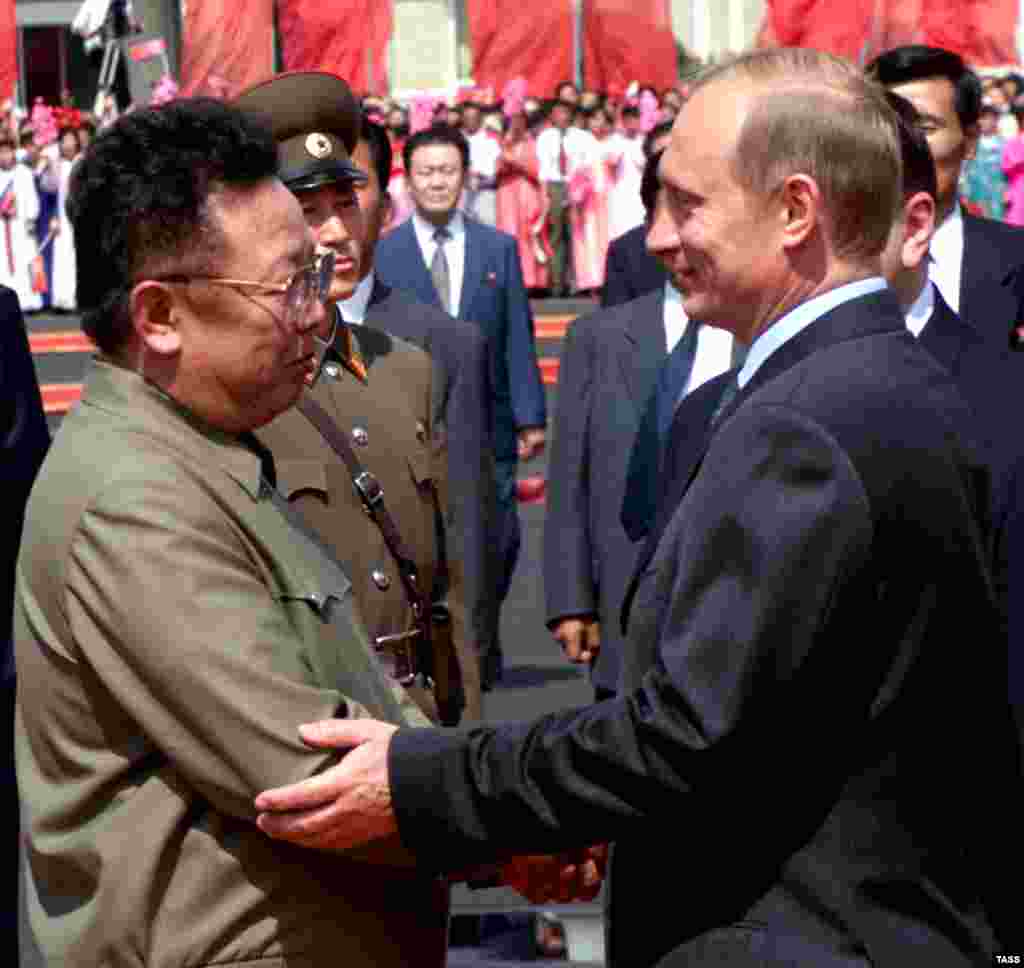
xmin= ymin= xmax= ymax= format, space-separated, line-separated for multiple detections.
xmin=297 ymin=395 xmax=431 ymax=686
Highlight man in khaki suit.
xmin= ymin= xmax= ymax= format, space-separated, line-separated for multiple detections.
xmin=14 ymin=97 xmax=448 ymax=968
xmin=236 ymin=73 xmax=482 ymax=724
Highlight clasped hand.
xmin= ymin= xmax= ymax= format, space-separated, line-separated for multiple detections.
xmin=255 ymin=718 xmax=607 ymax=903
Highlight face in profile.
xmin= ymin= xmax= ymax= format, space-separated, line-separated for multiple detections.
xmin=889 ymin=76 xmax=977 ymax=215
xmin=649 ymin=81 xmax=784 ymax=339
xmin=170 ymin=179 xmax=325 ymax=430
xmin=295 ymin=181 xmax=365 ymax=314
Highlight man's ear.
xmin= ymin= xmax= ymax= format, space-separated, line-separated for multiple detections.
xmin=130 ymin=281 xmax=182 ymax=357
xmin=778 ymin=173 xmax=820 ymax=250
xmin=901 ymin=190 xmax=936 ymax=272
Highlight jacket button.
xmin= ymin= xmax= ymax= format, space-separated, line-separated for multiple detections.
xmin=371 ymin=569 xmax=391 ymax=591
xmin=352 ymin=426 xmax=369 ymax=447
xmin=323 ymin=362 xmax=341 ymax=379
xmin=415 ymin=420 xmax=428 ymax=443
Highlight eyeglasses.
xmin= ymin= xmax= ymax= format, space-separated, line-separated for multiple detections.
xmin=156 ymin=250 xmax=336 ymax=330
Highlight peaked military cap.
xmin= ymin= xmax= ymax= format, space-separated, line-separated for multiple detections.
xmin=234 ymin=71 xmax=368 ymax=192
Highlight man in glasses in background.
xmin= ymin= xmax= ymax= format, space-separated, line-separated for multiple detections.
xmin=237 ymin=73 xmax=482 ymax=726
xmin=14 ymin=97 xmax=453 ymax=967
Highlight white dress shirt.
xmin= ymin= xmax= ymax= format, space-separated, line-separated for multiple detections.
xmin=904 ymin=279 xmax=936 ymax=338
xmin=928 ymin=205 xmax=965 ymax=314
xmin=467 ymin=129 xmax=501 ymax=181
xmin=739 ymin=277 xmax=889 ymax=389
xmin=338 ymin=271 xmax=376 ymax=324
xmin=412 ymin=209 xmax=466 ymax=315
xmin=535 ymin=125 xmax=597 ymax=183
xmin=663 ymin=282 xmax=734 ymax=399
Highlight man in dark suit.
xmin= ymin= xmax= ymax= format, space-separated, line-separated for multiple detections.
xmin=544 ymin=151 xmax=732 ymax=698
xmin=599 ymin=122 xmax=673 ymax=308
xmin=376 ymin=124 xmax=547 ymax=686
xmin=881 ymin=89 xmax=1024 ymax=790
xmin=1 ymin=285 xmax=49 ymax=952
xmin=255 ymin=50 xmax=1020 ymax=967
xmin=344 ymin=116 xmax=496 ymax=694
xmin=867 ymin=45 xmax=1024 ymax=350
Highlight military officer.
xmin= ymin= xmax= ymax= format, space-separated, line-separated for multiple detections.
xmin=235 ymin=73 xmax=482 ymax=723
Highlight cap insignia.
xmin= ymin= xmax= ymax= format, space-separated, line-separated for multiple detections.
xmin=305 ymin=133 xmax=332 ymax=159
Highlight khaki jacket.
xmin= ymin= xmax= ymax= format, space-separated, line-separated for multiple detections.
xmin=258 ymin=321 xmax=483 ymax=721
xmin=15 ymin=359 xmax=446 ymax=968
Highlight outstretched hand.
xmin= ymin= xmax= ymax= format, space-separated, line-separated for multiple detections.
xmin=255 ymin=718 xmax=398 ymax=852
xmin=501 ymin=844 xmax=608 ymax=904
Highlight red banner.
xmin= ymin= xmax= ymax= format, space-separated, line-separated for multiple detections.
xmin=0 ymin=0 xmax=16 ymax=104
xmin=758 ymin=0 xmax=1018 ymax=67
xmin=467 ymin=0 xmax=676 ymax=101
xmin=277 ymin=0 xmax=393 ymax=96
xmin=180 ymin=0 xmax=275 ymax=98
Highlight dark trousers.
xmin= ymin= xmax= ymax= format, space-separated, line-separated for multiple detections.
xmin=481 ymin=458 xmax=521 ymax=684
xmin=545 ymin=182 xmax=571 ymax=297
xmin=3 ymin=677 xmax=18 ymax=954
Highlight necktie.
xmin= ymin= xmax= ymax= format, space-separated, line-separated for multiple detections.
xmin=431 ymin=226 xmax=452 ymax=314
xmin=558 ymin=132 xmax=568 ymax=178
xmin=710 ymin=368 xmax=741 ymax=427
xmin=621 ymin=321 xmax=701 ymax=542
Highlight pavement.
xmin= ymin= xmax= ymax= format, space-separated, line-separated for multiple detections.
xmin=20 ymin=301 xmax=608 ymax=966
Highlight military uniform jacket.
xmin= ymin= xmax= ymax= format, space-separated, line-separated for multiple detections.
xmin=15 ymin=359 xmax=444 ymax=968
xmin=258 ymin=319 xmax=482 ymax=720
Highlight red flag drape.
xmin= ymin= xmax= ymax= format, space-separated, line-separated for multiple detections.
xmin=758 ymin=0 xmax=1018 ymax=67
xmin=277 ymin=0 xmax=392 ymax=95
xmin=0 ymin=0 xmax=17 ymax=104
xmin=180 ymin=0 xmax=275 ymax=97
xmin=466 ymin=0 xmax=676 ymax=101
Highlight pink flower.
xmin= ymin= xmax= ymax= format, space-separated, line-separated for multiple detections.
xmin=150 ymin=74 xmax=180 ymax=107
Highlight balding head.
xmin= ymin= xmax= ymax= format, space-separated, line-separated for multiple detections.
xmin=648 ymin=49 xmax=903 ymax=342
xmin=690 ymin=48 xmax=903 ymax=261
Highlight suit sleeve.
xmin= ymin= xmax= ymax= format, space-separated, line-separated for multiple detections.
xmin=501 ymin=236 xmax=547 ymax=430
xmin=1 ymin=290 xmax=48 ymax=680
xmin=600 ymin=236 xmax=631 ymax=308
xmin=439 ymin=320 xmax=495 ymax=701
xmin=543 ymin=316 xmax=598 ymax=625
xmin=388 ymin=403 xmax=876 ymax=870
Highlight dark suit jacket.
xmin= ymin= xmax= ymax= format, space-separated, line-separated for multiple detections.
xmin=387 ymin=288 xmax=1020 ymax=966
xmin=918 ymin=288 xmax=1024 ymax=704
xmin=361 ymin=275 xmax=497 ymax=656
xmin=543 ymin=289 xmax=666 ymax=693
xmin=960 ymin=212 xmax=1024 ymax=349
xmin=2 ymin=287 xmax=48 ymax=681
xmin=376 ymin=217 xmax=546 ymax=463
xmin=1 ymin=286 xmax=48 ymax=947
xmin=599 ymin=224 xmax=666 ymax=309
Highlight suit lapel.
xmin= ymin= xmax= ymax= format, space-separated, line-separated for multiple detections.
xmin=621 ymin=288 xmax=907 ymax=633
xmin=395 ymin=221 xmax=440 ymax=309
xmin=458 ymin=219 xmax=483 ymax=319
xmin=618 ymin=289 xmax=667 ymax=409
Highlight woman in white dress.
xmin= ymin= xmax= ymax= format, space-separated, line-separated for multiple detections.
xmin=0 ymin=132 xmax=42 ymax=312
xmin=49 ymin=129 xmax=80 ymax=312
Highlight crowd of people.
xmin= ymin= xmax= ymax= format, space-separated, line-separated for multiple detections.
xmin=0 ymin=99 xmax=89 ymax=312
xmin=4 ymin=39 xmax=1024 ymax=968
xmin=358 ymin=79 xmax=683 ymax=298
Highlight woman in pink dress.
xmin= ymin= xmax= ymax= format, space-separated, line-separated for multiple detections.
xmin=568 ymin=107 xmax=613 ymax=295
xmin=1002 ymin=107 xmax=1024 ymax=225
xmin=496 ymin=84 xmax=550 ymax=292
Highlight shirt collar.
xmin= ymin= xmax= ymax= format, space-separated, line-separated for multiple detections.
xmin=411 ymin=208 xmax=465 ymax=248
xmin=930 ymin=203 xmax=963 ymax=261
xmin=738 ymin=277 xmax=888 ymax=388
xmin=904 ymin=279 xmax=936 ymax=338
xmin=339 ymin=271 xmax=376 ymax=324
xmin=85 ymin=358 xmax=267 ymax=500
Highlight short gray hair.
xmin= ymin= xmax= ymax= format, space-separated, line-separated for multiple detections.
xmin=692 ymin=48 xmax=902 ymax=261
